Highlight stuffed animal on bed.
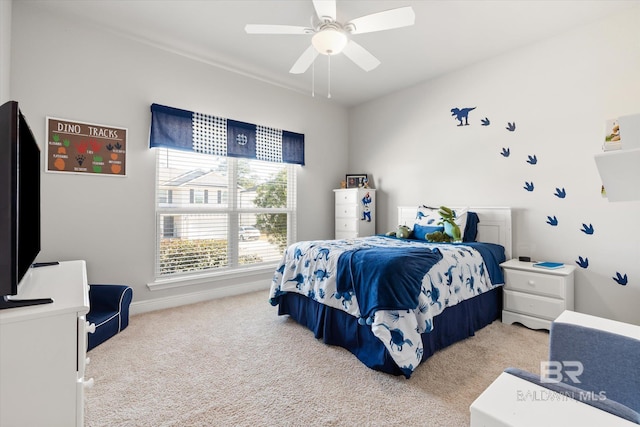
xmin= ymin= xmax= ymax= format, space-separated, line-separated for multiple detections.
xmin=426 ymin=230 xmax=452 ymax=242
xmin=386 ymin=224 xmax=412 ymax=239
xmin=426 ymin=206 xmax=461 ymax=243
xmin=437 ymin=206 xmax=462 ymax=242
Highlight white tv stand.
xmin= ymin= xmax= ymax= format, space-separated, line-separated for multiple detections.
xmin=0 ymin=260 xmax=92 ymax=427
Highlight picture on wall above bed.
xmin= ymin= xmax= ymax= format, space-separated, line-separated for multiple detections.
xmin=269 ymin=206 xmax=512 ymax=378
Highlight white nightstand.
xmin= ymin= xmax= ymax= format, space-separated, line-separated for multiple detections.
xmin=500 ymin=259 xmax=575 ymax=330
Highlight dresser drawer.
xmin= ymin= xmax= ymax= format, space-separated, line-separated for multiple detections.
xmin=335 ymin=204 xmax=357 ymax=218
xmin=335 ymin=190 xmax=357 ymax=205
xmin=504 ymin=269 xmax=565 ymax=298
xmin=336 ymin=219 xmax=357 ymax=233
xmin=503 ymin=289 xmax=565 ymax=320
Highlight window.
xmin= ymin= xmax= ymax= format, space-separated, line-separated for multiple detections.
xmin=162 ymin=215 xmax=175 ymax=238
xmin=155 ymin=148 xmax=296 ymax=279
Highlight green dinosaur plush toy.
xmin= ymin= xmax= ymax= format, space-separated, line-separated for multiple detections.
xmin=396 ymin=225 xmax=411 ymax=239
xmin=426 ymin=230 xmax=451 ymax=242
xmin=425 ymin=206 xmax=461 ymax=243
xmin=437 ymin=206 xmax=462 ymax=242
xmin=386 ymin=224 xmax=412 ymax=239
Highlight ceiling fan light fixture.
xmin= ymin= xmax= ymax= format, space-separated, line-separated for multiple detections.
xmin=312 ymin=28 xmax=347 ymax=55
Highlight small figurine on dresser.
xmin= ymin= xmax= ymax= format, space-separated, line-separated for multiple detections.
xmin=361 ymin=177 xmax=370 ymax=188
xmin=361 ymin=192 xmax=372 ymax=222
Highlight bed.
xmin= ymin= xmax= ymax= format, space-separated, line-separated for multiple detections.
xmin=269 ymin=206 xmax=512 ymax=378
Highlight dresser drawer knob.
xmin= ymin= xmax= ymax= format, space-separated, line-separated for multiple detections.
xmin=528 ymin=280 xmax=535 ymax=286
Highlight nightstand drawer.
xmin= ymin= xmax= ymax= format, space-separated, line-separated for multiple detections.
xmin=504 ymin=289 xmax=565 ymax=320
xmin=335 ymin=219 xmax=357 ymax=232
xmin=504 ymin=269 xmax=565 ymax=298
xmin=335 ymin=191 xmax=357 ymax=205
xmin=335 ymin=204 xmax=357 ymax=218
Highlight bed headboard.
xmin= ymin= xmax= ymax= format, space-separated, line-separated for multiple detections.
xmin=397 ymin=206 xmax=512 ymax=260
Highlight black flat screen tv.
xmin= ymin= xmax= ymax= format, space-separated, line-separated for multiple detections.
xmin=0 ymin=100 xmax=51 ymax=309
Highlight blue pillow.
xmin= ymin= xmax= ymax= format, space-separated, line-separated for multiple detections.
xmin=413 ymin=224 xmax=444 ymax=240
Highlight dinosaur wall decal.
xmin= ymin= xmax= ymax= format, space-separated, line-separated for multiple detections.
xmin=447 ymin=104 xmax=627 ymax=288
xmin=451 ymin=107 xmax=475 ymax=126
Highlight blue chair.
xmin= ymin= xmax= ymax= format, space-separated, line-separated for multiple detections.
xmin=87 ymin=284 xmax=133 ymax=351
xmin=505 ymin=311 xmax=640 ymax=424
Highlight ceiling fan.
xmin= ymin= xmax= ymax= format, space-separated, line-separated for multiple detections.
xmin=245 ymin=0 xmax=415 ymax=74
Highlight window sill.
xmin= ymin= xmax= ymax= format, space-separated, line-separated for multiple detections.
xmin=147 ymin=263 xmax=277 ymax=291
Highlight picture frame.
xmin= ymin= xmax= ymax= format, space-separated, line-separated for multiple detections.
xmin=346 ymin=174 xmax=367 ymax=188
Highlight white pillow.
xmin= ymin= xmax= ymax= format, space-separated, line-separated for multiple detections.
xmin=415 ymin=205 xmax=441 ymax=226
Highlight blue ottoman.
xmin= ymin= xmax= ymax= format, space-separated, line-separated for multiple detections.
xmin=87 ymin=284 xmax=133 ymax=351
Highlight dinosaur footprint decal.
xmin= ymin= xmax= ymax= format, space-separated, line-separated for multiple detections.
xmin=506 ymin=122 xmax=516 ymax=132
xmin=526 ymin=155 xmax=537 ymax=165
xmin=546 ymin=216 xmax=558 ymax=226
xmin=576 ymin=256 xmax=589 ymax=268
xmin=524 ymin=181 xmax=534 ymax=192
xmin=554 ymin=188 xmax=566 ymax=198
xmin=580 ymin=223 xmax=594 ymax=235
xmin=613 ymin=272 xmax=628 ymax=286
xmin=500 ymin=147 xmax=510 ymax=157
xmin=481 ymin=117 xmax=490 ymax=126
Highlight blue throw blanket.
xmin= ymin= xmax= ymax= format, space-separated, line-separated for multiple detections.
xmin=336 ymin=244 xmax=443 ymax=319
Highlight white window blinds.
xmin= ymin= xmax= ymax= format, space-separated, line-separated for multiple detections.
xmin=155 ymin=148 xmax=296 ymax=278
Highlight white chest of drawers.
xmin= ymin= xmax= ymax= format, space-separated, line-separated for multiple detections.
xmin=501 ymin=259 xmax=575 ymax=330
xmin=333 ymin=188 xmax=376 ymax=239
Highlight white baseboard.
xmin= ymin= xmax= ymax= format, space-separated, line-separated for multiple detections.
xmin=130 ymin=280 xmax=270 ymax=315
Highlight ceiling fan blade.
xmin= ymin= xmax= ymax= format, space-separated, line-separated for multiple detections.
xmin=347 ymin=6 xmax=415 ymax=35
xmin=245 ymin=24 xmax=311 ymax=35
xmin=342 ymin=40 xmax=380 ymax=72
xmin=312 ymin=0 xmax=336 ymax=22
xmin=289 ymin=45 xmax=319 ymax=74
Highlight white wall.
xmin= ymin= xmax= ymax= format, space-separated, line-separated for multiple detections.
xmin=10 ymin=2 xmax=348 ymax=307
xmin=0 ymin=0 xmax=11 ymax=103
xmin=349 ymin=7 xmax=640 ymax=325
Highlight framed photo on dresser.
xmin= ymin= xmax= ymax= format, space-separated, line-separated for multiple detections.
xmin=346 ymin=174 xmax=367 ymax=188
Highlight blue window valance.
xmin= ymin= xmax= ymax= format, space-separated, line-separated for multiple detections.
xmin=149 ymin=103 xmax=305 ymax=166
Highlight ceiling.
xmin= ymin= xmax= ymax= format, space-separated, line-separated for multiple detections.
xmin=26 ymin=0 xmax=639 ymax=107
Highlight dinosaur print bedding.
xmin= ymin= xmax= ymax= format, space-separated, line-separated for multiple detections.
xmin=269 ymin=235 xmax=506 ymax=377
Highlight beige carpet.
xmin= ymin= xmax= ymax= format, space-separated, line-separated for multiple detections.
xmin=85 ymin=290 xmax=548 ymax=427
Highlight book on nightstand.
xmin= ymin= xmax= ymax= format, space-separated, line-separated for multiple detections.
xmin=533 ymin=262 xmax=565 ymax=269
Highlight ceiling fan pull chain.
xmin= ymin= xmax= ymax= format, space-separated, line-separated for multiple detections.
xmin=312 ymin=60 xmax=315 ymax=97
xmin=327 ymin=55 xmax=331 ymax=99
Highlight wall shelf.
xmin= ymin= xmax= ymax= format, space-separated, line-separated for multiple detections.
xmin=595 ymin=148 xmax=640 ymax=202
xmin=595 ymin=113 xmax=640 ymax=202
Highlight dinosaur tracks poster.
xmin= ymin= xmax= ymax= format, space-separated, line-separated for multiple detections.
xmin=46 ymin=117 xmax=127 ymax=176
